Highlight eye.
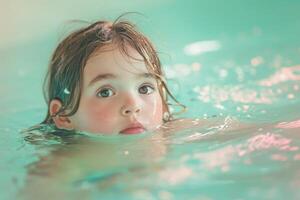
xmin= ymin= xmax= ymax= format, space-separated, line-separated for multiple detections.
xmin=96 ymin=88 xmax=115 ymax=98
xmin=139 ymin=84 xmax=155 ymax=95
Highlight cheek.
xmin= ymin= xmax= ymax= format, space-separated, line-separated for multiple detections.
xmin=85 ymin=99 xmax=117 ymax=121
xmin=78 ymin=98 xmax=119 ymax=132
xmin=142 ymin=94 xmax=164 ymax=123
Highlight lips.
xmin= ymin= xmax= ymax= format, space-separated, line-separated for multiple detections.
xmin=119 ymin=123 xmax=145 ymax=135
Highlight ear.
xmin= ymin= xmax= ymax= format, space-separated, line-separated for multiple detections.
xmin=49 ymin=99 xmax=74 ymax=130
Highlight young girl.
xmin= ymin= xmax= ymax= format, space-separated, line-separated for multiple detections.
xmin=42 ymin=16 xmax=185 ymax=135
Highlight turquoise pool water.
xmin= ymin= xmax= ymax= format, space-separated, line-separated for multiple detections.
xmin=1 ymin=1 xmax=300 ymax=199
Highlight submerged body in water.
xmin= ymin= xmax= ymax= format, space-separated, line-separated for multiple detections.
xmin=20 ymin=116 xmax=300 ymax=200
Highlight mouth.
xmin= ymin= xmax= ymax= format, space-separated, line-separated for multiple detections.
xmin=119 ymin=123 xmax=145 ymax=135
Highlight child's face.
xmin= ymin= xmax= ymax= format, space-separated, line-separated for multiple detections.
xmin=68 ymin=45 xmax=164 ymax=134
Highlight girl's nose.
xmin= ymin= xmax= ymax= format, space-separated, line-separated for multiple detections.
xmin=120 ymin=92 xmax=142 ymax=116
xmin=121 ymin=104 xmax=141 ymax=116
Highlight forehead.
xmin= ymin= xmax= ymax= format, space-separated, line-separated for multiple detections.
xmin=84 ymin=44 xmax=149 ymax=78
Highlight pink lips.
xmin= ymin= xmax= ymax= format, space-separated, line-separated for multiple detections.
xmin=119 ymin=123 xmax=145 ymax=135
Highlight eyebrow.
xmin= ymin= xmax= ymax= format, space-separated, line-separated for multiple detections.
xmin=88 ymin=73 xmax=156 ymax=86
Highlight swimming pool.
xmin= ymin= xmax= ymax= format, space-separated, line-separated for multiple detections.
xmin=1 ymin=1 xmax=300 ymax=199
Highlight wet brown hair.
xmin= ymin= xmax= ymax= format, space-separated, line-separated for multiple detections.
xmin=42 ymin=15 xmax=185 ymax=124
